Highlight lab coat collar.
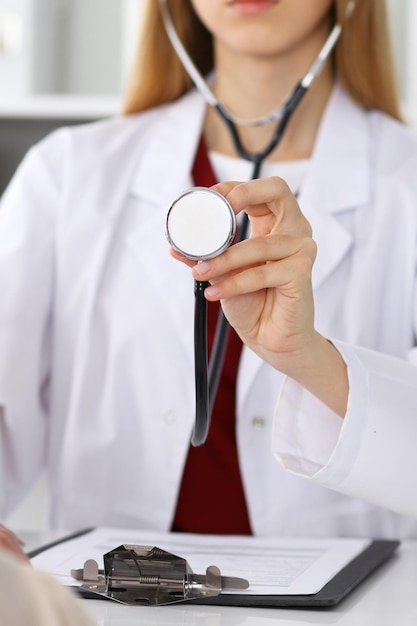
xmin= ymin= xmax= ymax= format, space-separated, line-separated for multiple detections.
xmin=128 ymin=82 xmax=371 ymax=219
xmin=300 ymin=82 xmax=370 ymax=215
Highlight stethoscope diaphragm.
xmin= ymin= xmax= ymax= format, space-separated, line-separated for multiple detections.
xmin=165 ymin=187 xmax=236 ymax=261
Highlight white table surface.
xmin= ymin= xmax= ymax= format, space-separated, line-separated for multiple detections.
xmin=22 ymin=532 xmax=417 ymax=626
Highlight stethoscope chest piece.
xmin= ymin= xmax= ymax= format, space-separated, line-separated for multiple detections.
xmin=165 ymin=187 xmax=236 ymax=261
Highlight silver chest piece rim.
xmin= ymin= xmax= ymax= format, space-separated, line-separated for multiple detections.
xmin=165 ymin=187 xmax=236 ymax=261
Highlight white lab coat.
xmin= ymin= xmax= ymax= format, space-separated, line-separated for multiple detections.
xmin=0 ymin=85 xmax=416 ymax=537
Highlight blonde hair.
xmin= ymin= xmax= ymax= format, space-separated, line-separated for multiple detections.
xmin=122 ymin=0 xmax=401 ymax=121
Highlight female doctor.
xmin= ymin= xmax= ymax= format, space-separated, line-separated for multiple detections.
xmin=0 ymin=0 xmax=417 ymax=540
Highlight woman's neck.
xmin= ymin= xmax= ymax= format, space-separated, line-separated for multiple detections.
xmin=204 ymin=38 xmax=335 ymax=162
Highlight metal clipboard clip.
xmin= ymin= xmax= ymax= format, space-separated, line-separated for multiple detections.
xmin=71 ymin=544 xmax=249 ymax=606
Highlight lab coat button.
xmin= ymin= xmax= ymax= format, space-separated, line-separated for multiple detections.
xmin=163 ymin=410 xmax=176 ymax=425
xmin=252 ymin=416 xmax=265 ymax=429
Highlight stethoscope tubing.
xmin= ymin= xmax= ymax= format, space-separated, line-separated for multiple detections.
xmin=192 ymin=219 xmax=250 ymax=447
xmin=215 ymin=82 xmax=307 ymax=166
xmin=192 ymin=201 xmax=251 ymax=447
xmin=193 ymin=279 xmax=210 ymax=445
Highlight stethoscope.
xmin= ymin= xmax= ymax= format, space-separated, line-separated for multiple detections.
xmin=163 ymin=0 xmax=355 ymax=446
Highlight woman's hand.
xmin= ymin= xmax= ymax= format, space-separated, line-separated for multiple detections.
xmin=0 ymin=525 xmax=30 ymax=564
xmin=170 ymin=177 xmax=348 ymax=416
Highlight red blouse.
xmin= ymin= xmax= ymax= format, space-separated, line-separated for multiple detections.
xmin=171 ymin=138 xmax=252 ymax=535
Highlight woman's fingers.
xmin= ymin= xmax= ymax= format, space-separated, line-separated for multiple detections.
xmin=192 ymin=233 xmax=317 ymax=300
xmin=168 ymin=177 xmax=313 ymax=277
xmin=213 ymin=176 xmax=312 ymax=237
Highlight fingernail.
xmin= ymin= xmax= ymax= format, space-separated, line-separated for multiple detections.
xmin=194 ymin=260 xmax=212 ymax=275
xmin=205 ymin=284 xmax=220 ymax=297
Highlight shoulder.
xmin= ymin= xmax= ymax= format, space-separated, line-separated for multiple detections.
xmin=33 ymin=89 xmax=205 ymax=166
xmin=3 ymin=89 xmax=205 ymax=214
xmin=13 ymin=89 xmax=205 ymax=197
xmin=332 ymin=84 xmax=417 ymax=183
xmin=368 ymin=109 xmax=417 ymax=178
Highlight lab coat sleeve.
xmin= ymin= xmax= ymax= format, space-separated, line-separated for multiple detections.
xmin=0 ymin=137 xmax=59 ymax=518
xmin=0 ymin=549 xmax=96 ymax=626
xmin=272 ymin=340 xmax=417 ymax=519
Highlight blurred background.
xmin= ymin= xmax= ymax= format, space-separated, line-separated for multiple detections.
xmin=0 ymin=0 xmax=416 ymax=531
xmin=0 ymin=0 xmax=144 ymax=194
xmin=0 ymin=1 xmax=416 ymax=195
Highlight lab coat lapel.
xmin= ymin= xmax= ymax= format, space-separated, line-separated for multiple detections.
xmin=298 ymin=83 xmax=371 ymax=289
xmin=125 ymin=90 xmax=207 ymax=353
xmin=239 ymin=85 xmax=372 ymax=401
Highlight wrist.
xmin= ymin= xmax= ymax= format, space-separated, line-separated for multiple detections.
xmin=268 ymin=332 xmax=349 ymax=417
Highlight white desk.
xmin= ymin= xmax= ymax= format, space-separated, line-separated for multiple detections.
xmin=22 ymin=533 xmax=417 ymax=626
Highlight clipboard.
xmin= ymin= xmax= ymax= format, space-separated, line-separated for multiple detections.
xmin=191 ymin=539 xmax=400 ymax=608
xmin=28 ymin=528 xmax=400 ymax=609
